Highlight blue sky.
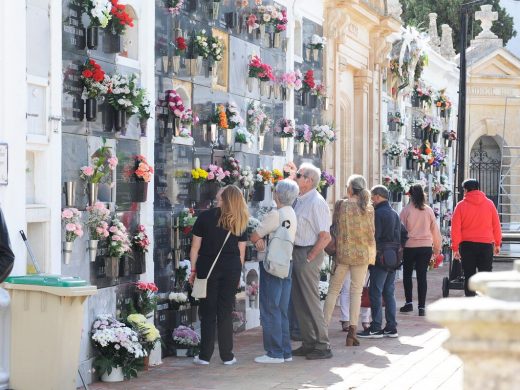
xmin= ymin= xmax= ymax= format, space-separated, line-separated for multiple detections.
xmin=501 ymin=0 xmax=520 ymax=56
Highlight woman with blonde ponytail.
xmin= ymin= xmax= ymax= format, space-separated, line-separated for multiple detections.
xmin=189 ymin=185 xmax=249 ymax=365
xmin=323 ymin=175 xmax=376 ymax=347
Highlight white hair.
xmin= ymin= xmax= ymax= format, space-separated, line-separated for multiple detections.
xmin=299 ymin=163 xmax=321 ymax=188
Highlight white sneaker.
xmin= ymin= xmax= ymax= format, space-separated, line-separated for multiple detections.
xmin=254 ymin=355 xmax=284 ymax=364
xmin=193 ymin=356 xmax=209 ymax=365
xmin=284 ymin=357 xmax=293 ymax=362
xmin=223 ymin=357 xmax=237 ymax=365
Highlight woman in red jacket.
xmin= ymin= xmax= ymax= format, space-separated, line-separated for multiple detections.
xmin=451 ymin=179 xmax=502 ymax=296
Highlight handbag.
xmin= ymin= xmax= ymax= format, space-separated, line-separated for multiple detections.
xmin=263 ymin=212 xmax=293 ymax=279
xmin=191 ymin=231 xmax=231 ymax=299
xmin=360 ymin=278 xmax=371 ymax=308
xmin=324 ymin=200 xmax=343 ymax=256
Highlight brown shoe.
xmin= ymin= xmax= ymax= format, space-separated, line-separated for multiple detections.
xmin=362 ymin=322 xmax=371 ymax=331
xmin=340 ymin=321 xmax=350 ymax=332
xmin=346 ymin=325 xmax=360 ymax=347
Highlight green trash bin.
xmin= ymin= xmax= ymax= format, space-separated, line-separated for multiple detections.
xmin=3 ymin=275 xmax=97 ymax=390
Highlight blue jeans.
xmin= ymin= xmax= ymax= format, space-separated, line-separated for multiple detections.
xmin=369 ymin=266 xmax=397 ymax=331
xmin=259 ymin=261 xmax=292 ymax=359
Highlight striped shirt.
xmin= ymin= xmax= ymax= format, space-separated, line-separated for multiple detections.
xmin=294 ymin=189 xmax=331 ymax=246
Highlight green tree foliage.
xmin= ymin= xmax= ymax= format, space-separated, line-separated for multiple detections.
xmin=400 ymin=0 xmax=516 ymax=52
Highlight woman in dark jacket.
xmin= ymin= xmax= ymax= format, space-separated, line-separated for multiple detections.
xmin=189 ymin=185 xmax=249 ymax=365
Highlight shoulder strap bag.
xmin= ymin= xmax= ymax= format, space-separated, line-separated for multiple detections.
xmin=191 ymin=231 xmax=231 ymax=299
xmin=324 ymin=200 xmax=343 ymax=257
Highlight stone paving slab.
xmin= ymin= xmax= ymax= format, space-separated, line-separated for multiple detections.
xmin=86 ymin=264 xmax=512 ymax=390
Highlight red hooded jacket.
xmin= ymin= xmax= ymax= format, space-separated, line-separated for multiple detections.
xmin=451 ymin=190 xmax=502 ymax=251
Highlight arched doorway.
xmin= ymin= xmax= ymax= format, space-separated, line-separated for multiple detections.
xmin=469 ymin=136 xmax=500 ymax=205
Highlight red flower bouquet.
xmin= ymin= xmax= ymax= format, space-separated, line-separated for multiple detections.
xmin=302 ymin=70 xmax=315 ymax=92
xmin=109 ymin=0 xmax=134 ymax=34
xmin=81 ymin=59 xmax=108 ymax=98
xmin=248 ymin=56 xmax=275 ymax=81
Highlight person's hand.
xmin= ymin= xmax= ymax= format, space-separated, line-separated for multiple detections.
xmin=188 ymin=271 xmax=196 ymax=286
xmin=453 ymin=250 xmax=461 ymax=260
xmin=255 ymin=238 xmax=266 ymax=252
xmin=494 ymin=245 xmax=500 ymax=255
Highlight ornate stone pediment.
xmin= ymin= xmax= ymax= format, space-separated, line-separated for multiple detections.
xmin=470 ymin=49 xmax=520 ymax=77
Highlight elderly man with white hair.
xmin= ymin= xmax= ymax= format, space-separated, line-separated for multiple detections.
xmin=291 ymin=163 xmax=333 ymax=360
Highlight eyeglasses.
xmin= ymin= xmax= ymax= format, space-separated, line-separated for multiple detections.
xmin=296 ymin=172 xmax=307 ymax=179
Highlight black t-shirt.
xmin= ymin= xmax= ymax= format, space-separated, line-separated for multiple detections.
xmin=192 ymin=208 xmax=247 ymax=274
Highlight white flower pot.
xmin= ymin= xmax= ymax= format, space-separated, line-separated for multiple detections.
xmin=63 ymin=181 xmax=76 ymax=207
xmin=172 ymin=55 xmax=181 ymax=74
xmin=247 ymin=77 xmax=257 ymax=93
xmin=101 ymin=366 xmax=124 ymax=382
xmin=176 ymin=348 xmax=188 ymax=357
xmin=63 ymin=241 xmax=73 ymax=265
xmin=296 ymin=142 xmax=305 ymax=156
xmin=258 ymin=134 xmax=265 ymax=151
xmin=88 ymin=239 xmax=98 ymax=263
xmin=279 ymin=137 xmax=288 ymax=152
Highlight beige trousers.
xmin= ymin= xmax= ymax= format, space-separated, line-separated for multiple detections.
xmin=323 ymin=263 xmax=368 ymax=327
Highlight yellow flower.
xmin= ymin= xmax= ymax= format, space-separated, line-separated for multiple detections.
xmin=140 ymin=322 xmax=161 ymax=342
xmin=191 ymin=169 xmax=200 ymax=180
xmin=127 ymin=313 xmax=147 ymax=325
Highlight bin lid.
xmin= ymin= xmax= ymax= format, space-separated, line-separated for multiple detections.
xmin=4 ymin=274 xmax=88 ymax=287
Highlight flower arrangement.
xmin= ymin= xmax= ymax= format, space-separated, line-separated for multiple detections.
xmin=223 ymin=155 xmax=241 ymax=185
xmin=319 ymin=281 xmax=328 ymax=301
xmin=388 ymin=112 xmax=404 ymax=126
xmin=255 ymin=168 xmax=273 ymax=185
xmin=164 ymin=0 xmax=184 ymax=15
xmin=226 ymin=102 xmax=244 ymax=129
xmin=128 ymin=155 xmax=154 ymax=183
xmin=255 ymin=4 xmax=281 ymax=25
xmin=86 ymin=202 xmax=111 ymax=240
xmin=382 ymin=175 xmax=406 ymax=193
xmin=169 ymin=292 xmax=188 ymax=306
xmin=107 ymin=73 xmax=139 ymax=115
xmin=385 ymin=142 xmax=406 ymax=157
xmin=178 ymin=127 xmax=192 ymax=138
xmin=126 ymin=313 xmax=161 ymax=354
xmin=309 ymin=34 xmax=326 ymax=50
xmin=443 ymin=130 xmax=457 ymax=141
xmin=207 ymin=35 xmax=224 ymax=62
xmin=108 ymin=0 xmax=134 ymax=34
xmin=302 ymin=70 xmax=315 ymax=92
xmin=175 ymin=258 xmax=191 ymax=289
xmin=135 ymin=88 xmax=152 ymax=122
xmin=295 ymin=124 xmax=312 ymax=144
xmin=246 ymin=13 xmax=259 ymax=32
xmin=83 ymin=0 xmax=112 ymax=28
xmin=274 ymin=6 xmax=288 ymax=31
xmin=180 ymin=108 xmax=199 ymax=126
xmin=412 ymin=82 xmax=433 ymax=106
xmin=434 ymin=89 xmax=452 ymax=112
xmin=272 ymin=168 xmax=283 ymax=184
xmin=312 ymin=124 xmax=336 ymax=146
xmin=406 ymin=146 xmax=420 ymax=161
xmin=246 ymin=101 xmax=270 ymax=135
xmin=283 ymin=162 xmax=297 ymax=179
xmin=239 ymin=166 xmax=255 ymax=189
xmin=194 ymin=30 xmax=211 ymax=59
xmin=174 ymin=36 xmax=188 ymax=56
xmin=312 ymin=83 xmax=326 ymax=97
xmin=248 ymin=56 xmax=275 ymax=81
xmin=246 ymin=281 xmax=258 ymax=296
xmin=430 ymin=146 xmax=446 ymax=168
xmin=179 ymin=208 xmax=197 ymax=235
xmin=62 ymin=208 xmax=83 ymax=243
xmin=172 ymin=325 xmax=200 ymax=348
xmin=206 ymin=164 xmax=230 ymax=184
xmin=279 ymin=71 xmax=303 ymax=91
xmin=107 ymin=218 xmax=131 ymax=258
xmin=91 ymin=315 xmax=146 ymax=379
xmin=234 ymin=127 xmax=254 ymax=144
xmin=135 ymin=281 xmax=159 ymax=315
xmin=165 ymin=89 xmax=185 ymax=118
xmin=274 ymin=118 xmax=295 ymax=138
xmin=80 ymin=140 xmax=118 ymax=184
xmin=191 ymin=168 xmax=208 ymax=183
xmin=132 ymin=224 xmax=150 ymax=253
xmin=80 ymin=59 xmax=109 ymax=99
xmin=318 ymin=171 xmax=335 ymax=191
xmin=215 ymin=104 xmax=228 ymax=129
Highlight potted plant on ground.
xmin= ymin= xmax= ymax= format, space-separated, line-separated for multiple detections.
xmin=86 ymin=202 xmax=111 ymax=262
xmin=91 ymin=315 xmax=146 ymax=382
xmin=61 ymin=208 xmax=83 ymax=265
xmin=126 ymin=313 xmax=161 ymax=370
xmin=172 ymin=325 xmax=200 ymax=356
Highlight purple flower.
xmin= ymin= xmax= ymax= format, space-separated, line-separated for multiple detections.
xmin=321 ymin=171 xmax=336 ymax=186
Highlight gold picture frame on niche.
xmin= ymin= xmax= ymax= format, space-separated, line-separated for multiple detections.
xmin=211 ymin=28 xmax=229 ymax=92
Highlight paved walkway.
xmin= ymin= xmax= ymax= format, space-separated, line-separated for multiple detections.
xmin=89 ymin=265 xmax=475 ymax=390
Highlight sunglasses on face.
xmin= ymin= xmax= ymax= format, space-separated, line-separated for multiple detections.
xmin=296 ymin=172 xmax=307 ymax=179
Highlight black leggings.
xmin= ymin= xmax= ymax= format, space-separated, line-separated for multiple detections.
xmin=402 ymin=247 xmax=432 ymax=308
xmin=459 ymin=241 xmax=493 ymax=297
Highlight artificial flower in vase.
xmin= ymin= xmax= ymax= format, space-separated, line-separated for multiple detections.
xmin=86 ymin=202 xmax=111 ymax=262
xmin=80 ymin=59 xmax=108 ymax=122
xmin=107 ymin=73 xmax=139 ymax=134
xmin=61 ymin=208 xmax=83 ymax=265
xmin=63 ymin=181 xmax=77 ymax=207
xmin=123 ymin=155 xmax=154 ymax=202
xmin=131 ymin=225 xmax=150 ymax=274
xmin=106 ymin=217 xmax=131 ymax=278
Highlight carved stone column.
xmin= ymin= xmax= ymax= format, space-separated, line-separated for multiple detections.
xmin=428 ymin=13 xmax=440 ymax=51
xmin=353 ymin=71 xmax=372 ymax=178
xmin=428 ymin=261 xmax=520 ymax=390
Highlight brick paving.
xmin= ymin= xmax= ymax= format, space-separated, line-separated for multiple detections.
xmin=88 ymin=263 xmax=508 ymax=390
